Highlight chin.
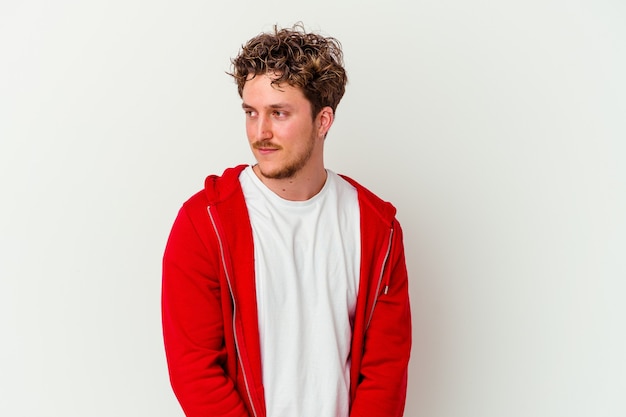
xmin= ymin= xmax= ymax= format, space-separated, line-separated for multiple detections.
xmin=257 ymin=163 xmax=299 ymax=180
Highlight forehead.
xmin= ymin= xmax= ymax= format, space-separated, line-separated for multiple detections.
xmin=242 ymin=73 xmax=306 ymax=103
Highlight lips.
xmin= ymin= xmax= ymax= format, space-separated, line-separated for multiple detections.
xmin=257 ymin=148 xmax=278 ymax=156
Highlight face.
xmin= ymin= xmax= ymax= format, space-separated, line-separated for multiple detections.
xmin=241 ymin=73 xmax=329 ymax=180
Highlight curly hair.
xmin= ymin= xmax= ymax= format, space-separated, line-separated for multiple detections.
xmin=229 ymin=23 xmax=348 ymax=118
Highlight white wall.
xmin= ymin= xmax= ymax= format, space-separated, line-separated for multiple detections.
xmin=1 ymin=1 xmax=625 ymax=416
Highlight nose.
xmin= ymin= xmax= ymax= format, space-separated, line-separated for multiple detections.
xmin=257 ymin=115 xmax=272 ymax=140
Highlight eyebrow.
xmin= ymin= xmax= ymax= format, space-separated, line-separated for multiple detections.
xmin=241 ymin=102 xmax=294 ymax=110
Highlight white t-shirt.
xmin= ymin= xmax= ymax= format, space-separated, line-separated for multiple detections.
xmin=240 ymin=166 xmax=361 ymax=417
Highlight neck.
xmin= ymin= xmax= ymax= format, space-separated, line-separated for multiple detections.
xmin=252 ymin=164 xmax=328 ymax=201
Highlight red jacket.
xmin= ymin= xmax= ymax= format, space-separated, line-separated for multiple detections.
xmin=162 ymin=165 xmax=411 ymax=417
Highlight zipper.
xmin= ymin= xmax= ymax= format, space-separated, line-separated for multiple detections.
xmin=207 ymin=206 xmax=259 ymax=417
xmin=366 ymin=227 xmax=394 ymax=329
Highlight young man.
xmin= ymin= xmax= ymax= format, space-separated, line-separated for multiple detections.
xmin=162 ymin=24 xmax=411 ymax=417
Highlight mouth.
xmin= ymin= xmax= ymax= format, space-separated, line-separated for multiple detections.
xmin=257 ymin=148 xmax=278 ymax=156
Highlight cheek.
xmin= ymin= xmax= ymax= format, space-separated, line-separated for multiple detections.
xmin=245 ymin=121 xmax=255 ymax=140
xmin=281 ymin=121 xmax=310 ymax=141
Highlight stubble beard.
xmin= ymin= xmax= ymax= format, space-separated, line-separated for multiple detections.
xmin=255 ymin=133 xmax=317 ymax=180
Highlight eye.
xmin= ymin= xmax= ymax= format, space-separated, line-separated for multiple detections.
xmin=244 ymin=109 xmax=257 ymax=117
xmin=272 ymin=110 xmax=287 ymax=118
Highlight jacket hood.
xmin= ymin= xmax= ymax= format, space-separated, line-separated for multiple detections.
xmin=339 ymin=174 xmax=397 ymax=226
xmin=204 ymin=164 xmax=397 ymax=225
xmin=203 ymin=164 xmax=249 ymax=206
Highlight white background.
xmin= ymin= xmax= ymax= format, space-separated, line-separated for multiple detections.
xmin=1 ymin=1 xmax=625 ymax=416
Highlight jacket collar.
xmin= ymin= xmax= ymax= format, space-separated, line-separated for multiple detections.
xmin=204 ymin=164 xmax=397 ymax=225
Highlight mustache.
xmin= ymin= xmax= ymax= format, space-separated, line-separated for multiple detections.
xmin=252 ymin=140 xmax=282 ymax=150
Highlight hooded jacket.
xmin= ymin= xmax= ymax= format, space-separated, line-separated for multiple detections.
xmin=162 ymin=165 xmax=412 ymax=417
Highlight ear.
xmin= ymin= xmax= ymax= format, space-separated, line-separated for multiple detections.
xmin=317 ymin=106 xmax=335 ymax=138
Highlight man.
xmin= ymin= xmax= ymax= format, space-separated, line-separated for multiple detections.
xmin=162 ymin=24 xmax=411 ymax=417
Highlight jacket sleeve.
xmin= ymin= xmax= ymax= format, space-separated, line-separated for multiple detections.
xmin=162 ymin=205 xmax=250 ymax=417
xmin=350 ymin=220 xmax=412 ymax=417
